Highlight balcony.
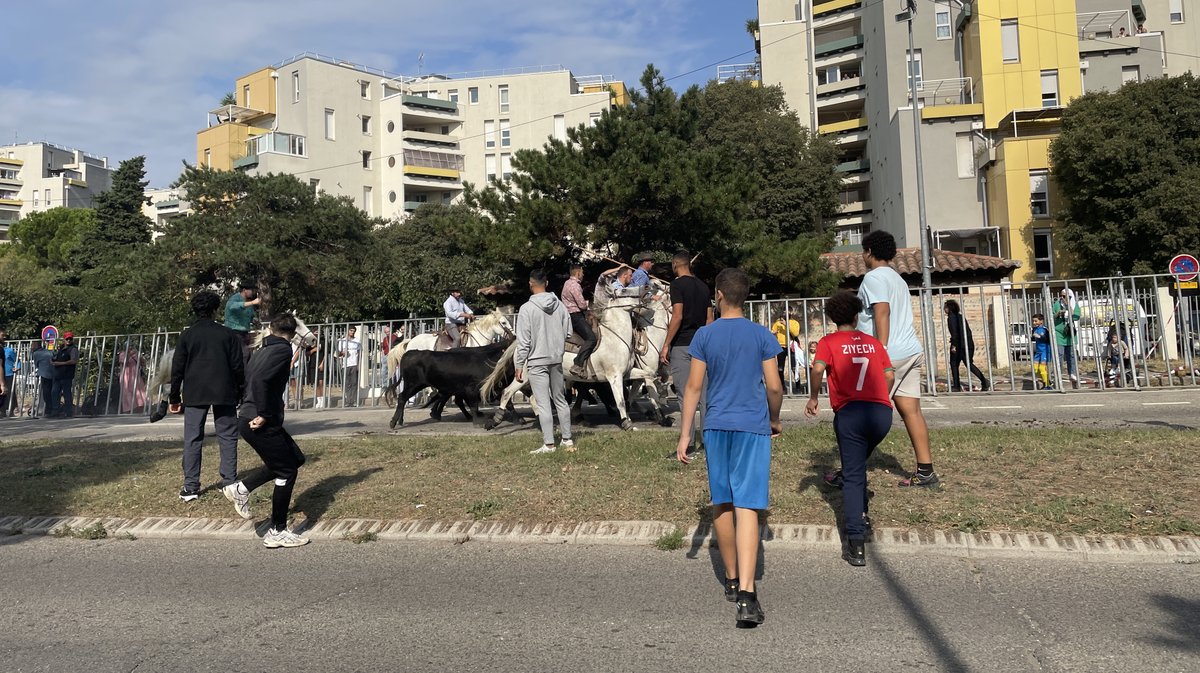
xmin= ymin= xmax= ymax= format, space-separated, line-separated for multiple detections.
xmin=247 ymin=131 xmax=306 ymax=159
xmin=66 ymin=178 xmax=88 ymax=188
xmin=835 ymin=158 xmax=870 ymax=173
xmin=1077 ymin=10 xmax=1135 ymax=41
xmin=716 ymin=63 xmax=759 ymax=84
xmin=1131 ymin=0 xmax=1146 ymax=23
xmin=233 ymin=154 xmax=259 ymax=170
xmin=819 ymin=116 xmax=868 ymax=135
xmin=813 ymin=0 xmax=861 ymax=18
xmin=402 ymin=130 xmax=460 ymax=148
xmin=817 ymin=76 xmax=863 ymax=97
xmin=207 ymin=104 xmax=272 ymax=126
xmin=0 ymin=197 xmax=22 ymax=207
xmin=815 ymin=35 xmax=864 ymax=58
xmin=0 ymin=157 xmax=22 ymax=167
xmin=399 ymin=95 xmax=463 ymax=124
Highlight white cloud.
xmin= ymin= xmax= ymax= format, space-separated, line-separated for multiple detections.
xmin=0 ymin=0 xmax=729 ymax=186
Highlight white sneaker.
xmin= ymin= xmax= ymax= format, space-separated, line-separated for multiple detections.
xmin=559 ymin=439 xmax=576 ymax=452
xmin=530 ymin=445 xmax=556 ymax=455
xmin=314 ymin=397 xmax=325 ymax=409
xmin=263 ymin=528 xmax=310 ymax=548
xmin=222 ymin=482 xmax=252 ymax=519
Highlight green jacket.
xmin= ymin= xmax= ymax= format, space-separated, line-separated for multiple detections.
xmin=1052 ymin=300 xmax=1080 ymax=346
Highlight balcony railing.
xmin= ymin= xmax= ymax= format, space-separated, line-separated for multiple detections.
xmin=815 ymin=35 xmax=864 ymax=58
xmin=913 ymin=77 xmax=974 ymax=106
xmin=835 ymin=158 xmax=870 ymax=173
xmin=716 ymin=63 xmax=759 ymax=83
xmin=401 ymin=95 xmax=459 ymax=114
xmin=245 ymin=132 xmax=307 ymax=159
xmin=813 ymin=0 xmax=861 ymax=17
xmin=819 ymin=116 xmax=868 ymax=134
xmin=403 ymin=149 xmax=464 ymax=172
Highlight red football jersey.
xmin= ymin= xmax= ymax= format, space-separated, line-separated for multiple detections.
xmin=814 ymin=330 xmax=894 ymax=412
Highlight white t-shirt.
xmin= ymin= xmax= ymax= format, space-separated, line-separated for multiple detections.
xmin=338 ymin=336 xmax=361 ymax=367
xmin=857 ymin=265 xmax=923 ymax=360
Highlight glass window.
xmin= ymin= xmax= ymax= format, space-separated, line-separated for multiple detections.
xmin=387 ymin=120 xmax=395 ymax=133
xmin=1001 ymin=20 xmax=1020 ymax=62
xmin=955 ymin=132 xmax=975 ymax=178
xmin=1030 ymin=169 xmax=1050 ymax=217
xmin=362 ymin=150 xmax=372 ymax=169
xmin=485 ymin=155 xmax=496 ymax=182
xmin=388 ymin=191 xmax=397 ymax=204
xmin=309 ymin=178 xmax=320 ymax=194
xmin=448 ymin=89 xmax=459 ymax=104
xmin=935 ymin=5 xmax=952 ymax=39
xmin=204 ymin=149 xmax=211 ymax=168
xmin=501 ymin=153 xmax=512 ymax=181
xmin=32 ymin=191 xmax=38 ymax=208
xmin=1033 ymin=229 xmax=1053 ymax=277
xmin=1122 ymin=65 xmax=1140 ymax=84
xmin=499 ymin=85 xmax=509 ymax=112
xmin=1169 ymin=0 xmax=1183 ymax=22
xmin=1041 ymin=70 xmax=1059 ymax=107
xmin=324 ymin=109 xmax=335 ymax=140
xmin=360 ymin=81 xmax=370 ymax=99
xmin=243 ymin=84 xmax=251 ymax=108
xmin=363 ymin=186 xmax=373 ymax=216
xmin=468 ymin=87 xmax=479 ymax=104
xmin=589 ymin=112 xmax=601 ymax=126
xmin=500 ymin=119 xmax=511 ymax=147
xmin=362 ymin=115 xmax=371 ymax=135
xmin=485 ymin=120 xmax=496 ymax=149
xmin=553 ymin=114 xmax=567 ymax=140
xmin=907 ymin=50 xmax=923 ymax=92
xmin=292 ymin=71 xmax=300 ymax=103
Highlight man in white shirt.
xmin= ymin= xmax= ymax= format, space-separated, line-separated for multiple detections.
xmin=337 ymin=326 xmax=362 ymax=407
xmin=443 ymin=289 xmax=474 ymax=348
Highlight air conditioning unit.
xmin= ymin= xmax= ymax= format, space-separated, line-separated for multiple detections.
xmin=971 ymin=120 xmax=984 ymax=131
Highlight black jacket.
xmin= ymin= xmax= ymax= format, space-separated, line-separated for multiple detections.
xmin=946 ymin=313 xmax=975 ymax=353
xmin=169 ymin=319 xmax=245 ymax=406
xmin=239 ymin=335 xmax=293 ymax=422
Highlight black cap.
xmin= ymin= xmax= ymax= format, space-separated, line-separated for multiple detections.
xmin=634 ymin=251 xmax=655 ymax=264
xmin=239 ymin=279 xmax=257 ymax=290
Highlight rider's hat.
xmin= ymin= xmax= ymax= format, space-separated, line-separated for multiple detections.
xmin=634 ymin=251 xmax=655 ymax=264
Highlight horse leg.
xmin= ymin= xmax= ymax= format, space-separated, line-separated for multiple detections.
xmin=486 ymin=379 xmax=521 ymax=430
xmin=633 ymin=369 xmax=669 ymax=425
xmin=605 ymin=369 xmax=635 ymax=431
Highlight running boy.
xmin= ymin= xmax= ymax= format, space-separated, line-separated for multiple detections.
xmin=675 ymin=268 xmax=783 ymax=627
xmin=804 ymin=291 xmax=894 ymax=567
xmin=222 ymin=314 xmax=310 ymax=548
xmin=1031 ymin=314 xmax=1051 ymax=390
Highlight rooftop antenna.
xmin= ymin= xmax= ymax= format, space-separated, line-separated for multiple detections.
xmin=417 ymin=52 xmax=425 ymax=77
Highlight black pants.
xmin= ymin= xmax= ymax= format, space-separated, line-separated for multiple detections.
xmin=834 ymin=401 xmax=893 ymax=540
xmin=239 ymin=417 xmax=306 ymax=530
xmin=570 ymin=312 xmax=597 ymax=365
xmin=950 ymin=348 xmax=989 ymax=391
xmin=0 ymin=375 xmax=12 ymax=416
xmin=40 ymin=377 xmax=54 ymax=417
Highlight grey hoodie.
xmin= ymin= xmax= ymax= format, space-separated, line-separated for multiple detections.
xmin=515 ymin=291 xmax=573 ymax=369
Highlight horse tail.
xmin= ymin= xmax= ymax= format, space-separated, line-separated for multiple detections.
xmin=481 ymin=341 xmax=518 ymax=400
xmin=386 ymin=339 xmax=411 ymax=382
xmin=146 ymin=349 xmax=174 ymax=393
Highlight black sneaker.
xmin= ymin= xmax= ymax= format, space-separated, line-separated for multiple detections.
xmin=723 ymin=578 xmax=738 ymax=602
xmin=844 ymin=539 xmax=866 ymax=567
xmin=863 ymin=515 xmax=874 ymax=538
xmin=178 ymin=487 xmax=200 ymax=502
xmin=898 ymin=471 xmax=941 ymax=488
xmin=735 ymin=596 xmax=765 ymax=626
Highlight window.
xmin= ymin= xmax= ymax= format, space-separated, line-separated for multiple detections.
xmin=1030 ymin=169 xmax=1050 ymax=217
xmin=1033 ymin=229 xmax=1053 ymax=277
xmin=413 ymin=193 xmax=428 ymax=203
xmin=441 ymin=125 xmax=449 ymax=135
xmin=387 ymin=120 xmax=395 ymax=133
xmin=468 ymin=87 xmax=479 ymax=104
xmin=1001 ymin=20 xmax=1020 ymax=62
xmin=45 ymin=189 xmax=50 ymax=205
xmin=442 ymin=192 xmax=452 ymax=204
xmin=243 ymin=84 xmax=251 ymax=108
xmin=1169 ymin=0 xmax=1184 ymax=23
xmin=553 ymin=114 xmax=567 ymax=140
xmin=906 ymin=49 xmax=923 ymax=92
xmin=1122 ymin=65 xmax=1140 ymax=84
xmin=484 ymin=120 xmax=496 ymax=149
xmin=309 ymin=178 xmax=320 ymax=194
xmin=589 ymin=112 xmax=601 ymax=126
xmin=32 ymin=191 xmax=38 ymax=208
xmin=360 ymin=81 xmax=370 ymax=99
xmin=324 ymin=109 xmax=335 ymax=140
xmin=500 ymin=119 xmax=511 ymax=147
xmin=363 ymin=186 xmax=373 ymax=216
xmin=362 ymin=150 xmax=372 ymax=169
xmin=501 ymin=153 xmax=512 ymax=181
xmin=204 ymin=148 xmax=211 ymax=168
xmin=498 ymin=85 xmax=509 ymax=112
xmin=362 ymin=115 xmax=372 ymax=135
xmin=388 ymin=156 xmax=396 ymax=168
xmin=448 ymin=89 xmax=459 ymax=104
xmin=818 ymin=65 xmax=841 ymax=85
xmin=1041 ymin=70 xmax=1059 ymax=107
xmin=935 ymin=4 xmax=952 ymax=39
xmin=292 ymin=71 xmax=300 ymax=103
xmin=388 ymin=191 xmax=397 ymax=203
xmin=485 ymin=155 xmax=497 ymax=182
xmin=290 ymin=135 xmax=306 ymax=156
xmin=955 ymin=133 xmax=975 ymax=178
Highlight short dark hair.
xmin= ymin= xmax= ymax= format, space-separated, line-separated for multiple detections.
xmin=270 ymin=314 xmax=297 ymax=336
xmin=824 ymin=290 xmax=863 ymax=327
xmin=861 ymin=230 xmax=897 ymax=261
xmin=1033 ymin=313 xmax=1045 ymax=321
xmin=569 ymin=264 xmax=583 ymax=274
xmin=239 ymin=279 xmax=257 ymax=290
xmin=715 ymin=268 xmax=750 ymax=306
xmin=191 ymin=290 xmax=221 ymax=317
xmin=944 ymin=299 xmax=961 ymax=314
xmin=671 ymin=250 xmax=692 ymax=268
xmin=529 ymin=269 xmax=548 ymax=287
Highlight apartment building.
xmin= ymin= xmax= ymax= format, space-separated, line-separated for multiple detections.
xmin=142 ymin=187 xmax=191 ymax=234
xmin=0 ymin=142 xmax=114 ymax=240
xmin=197 ymin=53 xmax=626 ymax=221
xmin=756 ymin=0 xmax=1183 ymax=281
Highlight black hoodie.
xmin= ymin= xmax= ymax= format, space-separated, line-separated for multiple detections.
xmin=239 ymin=334 xmax=293 ymax=423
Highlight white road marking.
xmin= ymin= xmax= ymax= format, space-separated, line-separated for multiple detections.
xmin=1142 ymin=401 xmax=1192 ymax=406
xmin=1057 ymin=404 xmax=1105 ymax=408
xmin=975 ymin=405 xmax=1022 ymax=410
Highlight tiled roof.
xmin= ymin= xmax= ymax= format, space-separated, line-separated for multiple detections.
xmin=822 ymin=248 xmax=1021 ymax=279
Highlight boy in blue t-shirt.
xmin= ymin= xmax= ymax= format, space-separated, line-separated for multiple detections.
xmin=675 ymin=268 xmax=782 ymax=628
xmin=1031 ymin=313 xmax=1051 ymax=390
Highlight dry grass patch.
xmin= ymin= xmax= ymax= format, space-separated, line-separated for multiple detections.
xmin=0 ymin=425 xmax=1196 ymax=536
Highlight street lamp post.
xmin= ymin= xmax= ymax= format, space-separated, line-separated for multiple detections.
xmin=897 ymin=0 xmax=938 ymax=393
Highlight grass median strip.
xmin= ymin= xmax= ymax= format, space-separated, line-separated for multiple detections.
xmin=1 ymin=425 xmax=1196 ymax=537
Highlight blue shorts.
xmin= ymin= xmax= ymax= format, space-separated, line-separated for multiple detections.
xmin=703 ymin=429 xmax=771 ymax=510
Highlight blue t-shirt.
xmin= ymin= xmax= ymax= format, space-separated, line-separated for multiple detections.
xmin=1032 ymin=325 xmax=1051 ymax=361
xmin=630 ymin=267 xmax=650 ymax=289
xmin=3 ymin=346 xmax=18 ymax=376
xmin=688 ymin=317 xmax=781 ymax=435
xmin=32 ymin=349 xmax=55 ymax=378
xmin=857 ymin=266 xmax=923 ymax=360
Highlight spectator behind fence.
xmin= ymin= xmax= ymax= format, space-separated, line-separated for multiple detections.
xmin=337 ymin=326 xmax=362 ymax=407
xmin=944 ymin=300 xmax=990 ymax=392
xmin=1031 ymin=313 xmax=1052 ymax=390
xmin=0 ymin=329 xmax=19 ymax=417
xmin=1053 ymin=288 xmax=1081 ymax=389
xmin=50 ymin=332 xmax=80 ymax=418
xmin=32 ymin=342 xmax=55 ymax=417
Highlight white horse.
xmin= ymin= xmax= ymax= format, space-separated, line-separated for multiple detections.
xmin=385 ymin=309 xmax=515 ymax=383
xmin=482 ymin=283 xmax=671 ymax=431
xmin=146 ymin=315 xmax=317 ymax=421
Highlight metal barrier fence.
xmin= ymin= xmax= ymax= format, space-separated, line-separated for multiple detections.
xmin=7 ymin=273 xmax=1197 ymax=419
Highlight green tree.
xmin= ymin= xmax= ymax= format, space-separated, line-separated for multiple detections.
xmin=0 ymin=254 xmax=78 ymax=337
xmin=1050 ymin=74 xmax=1200 ymax=276
xmin=363 ymin=204 xmax=507 ymax=315
xmin=220 ymin=92 xmax=237 ymax=106
xmin=7 ymin=207 xmax=96 ymax=279
xmin=75 ymin=156 xmax=153 ymax=276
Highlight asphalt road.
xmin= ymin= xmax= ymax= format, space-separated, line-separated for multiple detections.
xmin=0 ymin=536 xmax=1196 ymax=673
xmin=3 ymin=388 xmax=1197 ymax=444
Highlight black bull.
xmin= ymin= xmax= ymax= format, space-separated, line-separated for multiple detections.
xmin=385 ymin=340 xmax=514 ymax=429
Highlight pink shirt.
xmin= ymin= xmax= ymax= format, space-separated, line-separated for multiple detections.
xmin=561 ymin=277 xmax=588 ymax=314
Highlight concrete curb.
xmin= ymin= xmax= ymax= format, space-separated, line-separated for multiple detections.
xmin=2 ymin=514 xmax=1198 ymax=563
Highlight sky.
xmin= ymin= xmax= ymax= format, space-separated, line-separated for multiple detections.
xmin=0 ymin=0 xmax=759 ymax=187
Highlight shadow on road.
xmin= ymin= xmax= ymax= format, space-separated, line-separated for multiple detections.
xmin=875 ymin=554 xmax=972 ymax=672
xmin=1120 ymin=419 xmax=1200 ymax=432
xmin=685 ymin=503 xmax=767 ymax=589
xmin=1147 ymin=594 xmax=1200 ymax=653
xmin=797 ymin=449 xmax=908 ymax=540
xmin=292 ymin=467 xmax=384 ymax=525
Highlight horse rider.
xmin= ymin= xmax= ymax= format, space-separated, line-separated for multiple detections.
xmin=602 ymin=265 xmax=635 ymax=291
xmin=225 ymin=279 xmax=261 ymax=365
xmin=562 ymin=264 xmax=596 ymax=377
xmin=443 ymin=288 xmax=475 ymax=348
